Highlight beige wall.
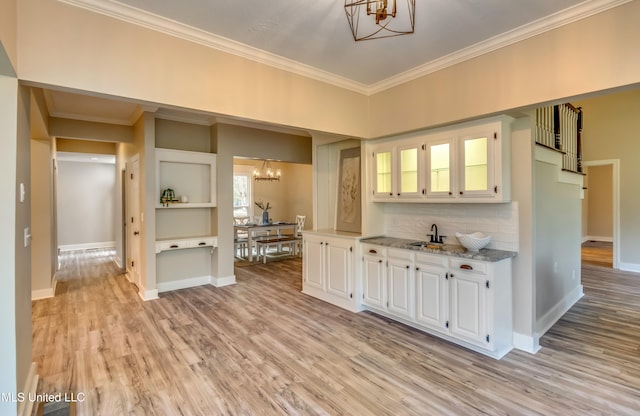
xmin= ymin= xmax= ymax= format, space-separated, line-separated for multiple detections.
xmin=31 ymin=138 xmax=54 ymax=293
xmin=0 ymin=0 xmax=17 ymax=76
xmin=17 ymin=0 xmax=369 ymax=138
xmin=234 ymin=159 xmax=313 ymax=230
xmin=56 ymin=138 xmax=116 ymax=154
xmin=585 ymin=165 xmax=613 ymax=239
xmin=575 ymin=88 xmax=640 ymax=267
xmin=369 ymin=1 xmax=640 ymax=138
xmin=50 ymin=118 xmax=132 ymax=143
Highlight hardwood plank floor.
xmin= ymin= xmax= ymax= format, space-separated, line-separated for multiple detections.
xmin=32 ymin=251 xmax=640 ymax=415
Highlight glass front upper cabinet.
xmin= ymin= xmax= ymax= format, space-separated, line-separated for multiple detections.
xmin=397 ymin=143 xmax=422 ymax=198
xmin=373 ymin=149 xmax=393 ymax=198
xmin=459 ymin=134 xmax=494 ymax=197
xmin=426 ymin=139 xmax=454 ymax=198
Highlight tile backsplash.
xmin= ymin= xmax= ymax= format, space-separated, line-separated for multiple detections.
xmin=383 ymin=202 xmax=519 ymax=252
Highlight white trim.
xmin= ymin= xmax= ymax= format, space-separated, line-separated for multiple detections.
xmin=137 ymin=285 xmax=159 ymax=301
xmin=16 ymin=363 xmax=38 ymax=416
xmin=157 ymin=275 xmax=212 ymax=293
xmin=31 ymin=276 xmax=58 ymax=300
xmin=618 ymin=262 xmax=640 ymax=273
xmin=582 ymin=235 xmax=613 ymax=243
xmin=59 ymin=0 xmax=632 ymax=95
xmin=59 ymin=241 xmax=115 ymax=251
xmin=211 ymin=275 xmax=237 ymax=287
xmin=536 ymin=284 xmax=584 ymax=337
xmin=512 ymin=332 xmax=541 ymax=354
xmin=583 ymin=159 xmax=620 ymax=269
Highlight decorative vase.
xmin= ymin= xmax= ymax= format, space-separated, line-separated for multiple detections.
xmin=262 ymin=210 xmax=269 ymax=224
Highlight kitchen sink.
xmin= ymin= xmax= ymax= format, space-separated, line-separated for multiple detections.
xmin=408 ymin=241 xmax=443 ymax=249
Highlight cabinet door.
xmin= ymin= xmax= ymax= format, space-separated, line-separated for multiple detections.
xmin=397 ymin=143 xmax=423 ymax=199
xmin=425 ymin=138 xmax=455 ymax=198
xmin=450 ymin=271 xmax=488 ymax=346
xmin=362 ymin=254 xmax=385 ymax=309
xmin=415 ymin=263 xmax=449 ymax=332
xmin=387 ymin=258 xmax=413 ymax=319
xmin=459 ymin=133 xmax=496 ymax=198
xmin=371 ymin=147 xmax=395 ymax=199
xmin=303 ymin=237 xmax=324 ymax=290
xmin=325 ymin=239 xmax=352 ymax=300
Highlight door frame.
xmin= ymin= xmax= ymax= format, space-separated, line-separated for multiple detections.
xmin=582 ymin=159 xmax=620 ymax=269
xmin=125 ymin=154 xmax=142 ymax=288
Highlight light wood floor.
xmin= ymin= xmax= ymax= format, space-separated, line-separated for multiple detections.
xmin=581 ymin=242 xmax=613 ymax=268
xmin=32 ymin=251 xmax=640 ymax=415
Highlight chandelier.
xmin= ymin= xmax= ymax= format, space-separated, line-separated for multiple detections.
xmin=344 ymin=0 xmax=415 ymax=41
xmin=252 ymin=160 xmax=281 ymax=181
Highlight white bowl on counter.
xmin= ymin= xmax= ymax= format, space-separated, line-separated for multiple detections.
xmin=455 ymin=232 xmax=491 ymax=252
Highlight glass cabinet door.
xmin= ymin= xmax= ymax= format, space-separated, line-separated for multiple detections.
xmin=460 ymin=135 xmax=494 ymax=196
xmin=398 ymin=144 xmax=422 ymax=197
xmin=426 ymin=139 xmax=454 ymax=198
xmin=373 ymin=149 xmax=393 ymax=197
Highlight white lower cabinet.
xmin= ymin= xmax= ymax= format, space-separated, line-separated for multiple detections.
xmin=361 ymin=245 xmax=513 ymax=359
xmin=415 ymin=253 xmax=449 ymax=334
xmin=387 ymin=250 xmax=414 ymax=320
xmin=302 ymin=232 xmax=361 ymax=312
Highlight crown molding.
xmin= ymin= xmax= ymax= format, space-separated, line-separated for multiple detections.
xmin=59 ymin=0 xmax=631 ymax=96
xmin=368 ymin=0 xmax=633 ymax=94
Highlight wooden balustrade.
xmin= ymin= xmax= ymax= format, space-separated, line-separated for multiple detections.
xmin=535 ymin=103 xmax=583 ymax=173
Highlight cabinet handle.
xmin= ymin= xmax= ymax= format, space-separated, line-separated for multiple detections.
xmin=320 ymin=242 xmax=324 ymax=245
xmin=460 ymin=264 xmax=473 ymax=270
xmin=397 ymin=193 xmax=400 ymax=196
xmin=459 ymin=191 xmax=464 ymax=195
xmin=378 ymin=259 xmax=383 ymax=263
xmin=325 ymin=242 xmax=329 ymax=246
xmin=448 ymin=192 xmax=452 ymax=196
xmin=406 ymin=265 xmax=410 ymax=269
xmin=389 ymin=192 xmax=393 ymax=196
xmin=198 ymin=242 xmax=206 ymax=246
xmin=170 ymin=244 xmax=179 ymax=248
xmin=416 ymin=267 xmax=420 ymax=271
xmin=450 ymin=273 xmax=454 ymax=278
xmin=369 ymin=249 xmax=377 ymax=254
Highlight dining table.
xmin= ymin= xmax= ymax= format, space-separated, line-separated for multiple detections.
xmin=234 ymin=221 xmax=296 ymax=262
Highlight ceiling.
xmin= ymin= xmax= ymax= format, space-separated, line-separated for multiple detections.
xmin=45 ymin=0 xmax=624 ymax=127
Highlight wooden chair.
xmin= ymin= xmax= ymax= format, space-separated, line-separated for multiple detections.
xmin=294 ymin=215 xmax=306 ymax=256
xmin=233 ymin=217 xmax=249 ymax=258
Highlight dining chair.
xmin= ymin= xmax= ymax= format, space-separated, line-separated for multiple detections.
xmin=233 ymin=217 xmax=249 ymax=258
xmin=294 ymin=215 xmax=306 ymax=256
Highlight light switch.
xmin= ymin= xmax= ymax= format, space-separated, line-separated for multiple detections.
xmin=20 ymin=183 xmax=25 ymax=202
xmin=24 ymin=227 xmax=31 ymax=247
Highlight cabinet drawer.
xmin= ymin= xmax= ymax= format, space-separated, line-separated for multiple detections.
xmin=362 ymin=244 xmax=386 ymax=257
xmin=156 ymin=240 xmax=190 ymax=252
xmin=415 ymin=252 xmax=448 ymax=267
xmin=388 ymin=248 xmax=413 ymax=261
xmin=449 ymin=258 xmax=487 ymax=274
xmin=188 ymin=237 xmax=218 ymax=248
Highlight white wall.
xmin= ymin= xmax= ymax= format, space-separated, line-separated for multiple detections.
xmin=56 ymin=160 xmax=116 ymax=250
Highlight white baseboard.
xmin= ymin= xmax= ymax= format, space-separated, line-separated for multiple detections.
xmin=582 ymin=235 xmax=613 ymax=243
xmin=536 ymin=284 xmax=584 ymax=337
xmin=618 ymin=262 xmax=640 ymax=273
xmin=211 ymin=274 xmax=236 ymax=287
xmin=17 ymin=362 xmax=38 ymax=416
xmin=31 ymin=276 xmax=58 ymax=300
xmin=137 ymin=284 xmax=159 ymax=301
xmin=59 ymin=241 xmax=115 ymax=251
xmin=512 ymin=332 xmax=541 ymax=354
xmin=157 ymin=275 xmax=212 ymax=293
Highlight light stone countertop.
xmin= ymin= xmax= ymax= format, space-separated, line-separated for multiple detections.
xmin=360 ymin=236 xmax=517 ymax=262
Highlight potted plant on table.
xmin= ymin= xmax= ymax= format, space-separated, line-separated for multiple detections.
xmin=255 ymin=201 xmax=272 ymax=224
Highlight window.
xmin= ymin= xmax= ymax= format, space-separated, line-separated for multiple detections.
xmin=233 ymin=165 xmax=254 ymax=219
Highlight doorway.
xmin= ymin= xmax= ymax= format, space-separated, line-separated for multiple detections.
xmin=582 ymin=160 xmax=620 ymax=268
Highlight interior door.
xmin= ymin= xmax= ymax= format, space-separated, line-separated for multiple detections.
xmin=127 ymin=155 xmax=142 ymax=289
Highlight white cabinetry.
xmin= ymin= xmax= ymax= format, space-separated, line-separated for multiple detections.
xmin=371 ymin=141 xmax=424 ymax=200
xmin=387 ymin=249 xmax=414 ymax=320
xmin=360 ymin=244 xmax=513 ymax=359
xmin=370 ymin=116 xmax=512 ymax=203
xmin=415 ymin=253 xmax=449 ymax=333
xmin=302 ymin=231 xmax=361 ymax=312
